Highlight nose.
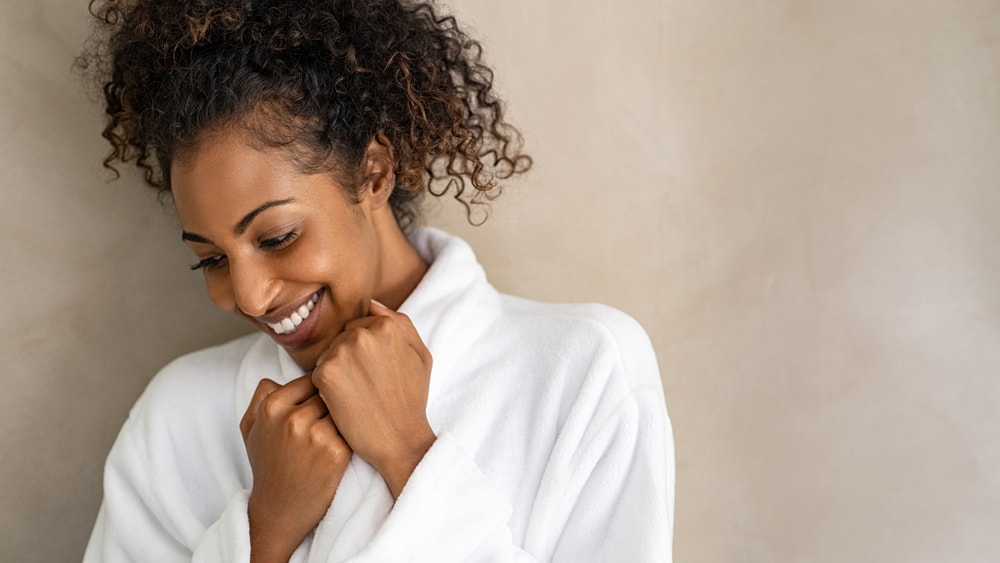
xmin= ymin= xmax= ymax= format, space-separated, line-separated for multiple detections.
xmin=227 ymin=257 xmax=280 ymax=318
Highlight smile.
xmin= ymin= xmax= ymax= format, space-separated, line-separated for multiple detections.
xmin=265 ymin=291 xmax=321 ymax=335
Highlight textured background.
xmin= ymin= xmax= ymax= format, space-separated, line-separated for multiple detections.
xmin=2 ymin=0 xmax=1000 ymax=561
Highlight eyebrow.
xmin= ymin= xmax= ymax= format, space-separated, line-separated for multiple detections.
xmin=181 ymin=198 xmax=297 ymax=244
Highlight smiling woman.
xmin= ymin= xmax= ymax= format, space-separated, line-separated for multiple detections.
xmin=77 ymin=1 xmax=674 ymax=561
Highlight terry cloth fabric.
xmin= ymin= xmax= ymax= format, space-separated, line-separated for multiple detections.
xmin=84 ymin=227 xmax=675 ymax=562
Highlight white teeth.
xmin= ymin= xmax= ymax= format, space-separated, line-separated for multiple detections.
xmin=265 ymin=291 xmax=321 ymax=335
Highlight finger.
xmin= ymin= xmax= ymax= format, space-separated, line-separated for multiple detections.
xmin=310 ymin=352 xmax=341 ymax=393
xmin=273 ymin=374 xmax=319 ymax=405
xmin=315 ymin=415 xmax=354 ymax=456
xmin=323 ymin=415 xmax=353 ymax=451
xmin=314 ymin=328 xmax=353 ymax=367
xmin=341 ymin=313 xmax=379 ymax=333
xmin=368 ymin=298 xmax=394 ymax=316
xmin=315 ymin=347 xmax=331 ymax=368
xmin=240 ymin=378 xmax=281 ymax=439
xmin=298 ymin=393 xmax=329 ymax=419
xmin=369 ymin=299 xmax=432 ymax=369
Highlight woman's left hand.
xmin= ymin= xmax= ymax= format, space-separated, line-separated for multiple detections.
xmin=311 ymin=299 xmax=436 ymax=499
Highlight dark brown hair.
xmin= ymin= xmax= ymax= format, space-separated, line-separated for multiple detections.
xmin=79 ymin=0 xmax=531 ymax=229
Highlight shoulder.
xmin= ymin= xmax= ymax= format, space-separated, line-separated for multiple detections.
xmin=128 ymin=332 xmax=261 ymax=426
xmin=101 ymin=334 xmax=260 ymax=531
xmin=149 ymin=332 xmax=260 ymax=386
xmin=495 ymin=296 xmax=661 ymax=392
xmin=110 ymin=333 xmax=261 ymax=480
xmin=475 ymin=297 xmax=671 ymax=471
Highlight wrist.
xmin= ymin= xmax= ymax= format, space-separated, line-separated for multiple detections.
xmin=247 ymin=497 xmax=305 ymax=563
xmin=378 ymin=429 xmax=437 ymax=500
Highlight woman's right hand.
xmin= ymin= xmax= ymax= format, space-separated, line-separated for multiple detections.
xmin=240 ymin=375 xmax=352 ymax=563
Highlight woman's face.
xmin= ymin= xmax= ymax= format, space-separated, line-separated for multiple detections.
xmin=171 ymin=130 xmax=390 ymax=370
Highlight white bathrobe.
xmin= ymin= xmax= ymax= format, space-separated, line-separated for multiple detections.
xmin=84 ymin=227 xmax=675 ymax=562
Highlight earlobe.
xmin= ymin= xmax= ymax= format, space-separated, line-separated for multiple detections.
xmin=360 ymin=134 xmax=396 ymax=209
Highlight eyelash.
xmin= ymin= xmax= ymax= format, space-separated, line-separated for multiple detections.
xmin=260 ymin=230 xmax=298 ymax=250
xmin=189 ymin=231 xmax=299 ymax=271
xmin=190 ymin=256 xmax=224 ymax=272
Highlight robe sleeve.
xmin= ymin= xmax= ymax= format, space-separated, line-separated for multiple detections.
xmin=343 ymin=314 xmax=675 ymax=563
xmin=82 ymin=415 xmax=254 ymax=563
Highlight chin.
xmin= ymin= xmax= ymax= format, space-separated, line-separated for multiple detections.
xmin=284 ymin=341 xmax=323 ymax=372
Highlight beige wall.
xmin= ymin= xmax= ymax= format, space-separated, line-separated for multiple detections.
xmin=2 ymin=0 xmax=998 ymax=561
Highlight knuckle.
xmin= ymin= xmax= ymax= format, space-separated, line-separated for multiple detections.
xmin=311 ymin=366 xmax=329 ymax=386
xmin=327 ymin=442 xmax=352 ymax=465
xmin=325 ymin=342 xmax=347 ymax=362
xmin=307 ymin=422 xmax=328 ymax=444
xmin=345 ymin=327 xmax=367 ymax=344
xmin=389 ymin=313 xmax=416 ymax=330
xmin=311 ymin=367 xmax=337 ymax=391
xmin=256 ymin=378 xmax=278 ymax=396
xmin=239 ymin=413 xmax=251 ymax=433
xmin=286 ymin=412 xmax=309 ymax=436
xmin=259 ymin=393 xmax=283 ymax=419
xmin=354 ymin=327 xmax=378 ymax=349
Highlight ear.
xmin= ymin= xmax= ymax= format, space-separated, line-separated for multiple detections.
xmin=358 ymin=134 xmax=396 ymax=209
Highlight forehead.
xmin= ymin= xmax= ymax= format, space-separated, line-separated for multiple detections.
xmin=170 ymin=131 xmax=339 ymax=231
xmin=171 ymin=130 xmax=288 ymax=203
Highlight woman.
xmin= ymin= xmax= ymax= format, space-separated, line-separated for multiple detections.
xmin=80 ymin=0 xmax=674 ymax=561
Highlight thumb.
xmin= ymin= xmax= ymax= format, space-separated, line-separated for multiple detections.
xmin=368 ymin=298 xmax=394 ymax=318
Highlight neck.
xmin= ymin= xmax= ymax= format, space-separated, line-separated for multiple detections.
xmin=372 ymin=208 xmax=428 ymax=310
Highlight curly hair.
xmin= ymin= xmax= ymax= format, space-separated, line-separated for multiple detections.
xmin=78 ymin=0 xmax=531 ymax=229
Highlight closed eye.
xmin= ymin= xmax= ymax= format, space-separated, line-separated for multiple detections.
xmin=189 ymin=231 xmax=296 ymax=271
xmin=190 ymin=255 xmax=226 ymax=271
xmin=260 ymin=231 xmax=298 ymax=250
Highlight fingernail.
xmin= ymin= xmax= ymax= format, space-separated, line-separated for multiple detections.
xmin=370 ymin=298 xmax=389 ymax=309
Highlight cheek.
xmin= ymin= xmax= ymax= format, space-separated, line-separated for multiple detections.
xmin=204 ymin=274 xmax=236 ymax=312
xmin=295 ymin=231 xmax=372 ymax=290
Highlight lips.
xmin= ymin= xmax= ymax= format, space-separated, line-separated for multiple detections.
xmin=255 ymin=288 xmax=325 ymax=349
